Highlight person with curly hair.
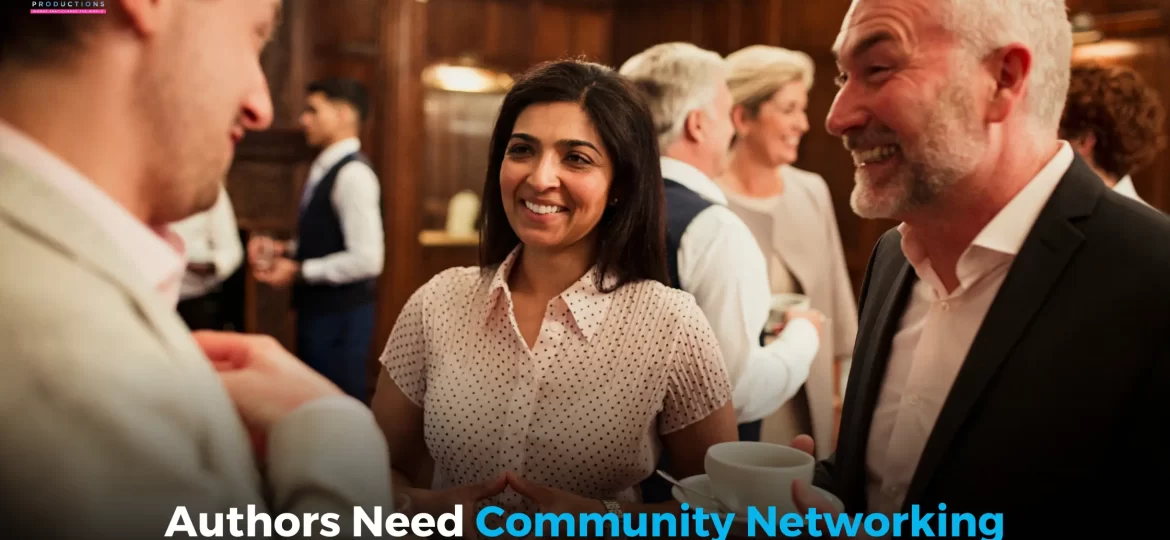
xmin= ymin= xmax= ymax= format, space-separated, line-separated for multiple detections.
xmin=1059 ymin=62 xmax=1167 ymax=207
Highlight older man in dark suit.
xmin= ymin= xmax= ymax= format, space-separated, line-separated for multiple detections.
xmin=791 ymin=0 xmax=1170 ymax=536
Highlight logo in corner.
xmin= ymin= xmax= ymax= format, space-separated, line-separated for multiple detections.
xmin=30 ymin=1 xmax=107 ymax=15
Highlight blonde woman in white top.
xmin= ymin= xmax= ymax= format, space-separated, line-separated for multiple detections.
xmin=717 ymin=45 xmax=858 ymax=458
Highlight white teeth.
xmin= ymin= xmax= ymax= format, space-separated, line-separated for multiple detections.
xmin=524 ymin=200 xmax=564 ymax=215
xmin=853 ymin=145 xmax=899 ymax=166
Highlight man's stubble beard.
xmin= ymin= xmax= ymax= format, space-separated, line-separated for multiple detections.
xmin=849 ymin=76 xmax=987 ymax=220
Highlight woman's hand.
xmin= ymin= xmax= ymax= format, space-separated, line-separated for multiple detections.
xmin=407 ymin=474 xmax=508 ymax=538
xmin=504 ymin=471 xmax=605 ymax=516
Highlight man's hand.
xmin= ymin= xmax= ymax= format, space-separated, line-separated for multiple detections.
xmin=254 ymin=257 xmax=299 ymax=288
xmin=784 ymin=309 xmax=826 ymax=335
xmin=505 ymin=471 xmax=604 ymax=516
xmin=248 ymin=235 xmax=284 ymax=271
xmin=788 ymin=435 xmax=868 ymax=539
xmin=193 ymin=331 xmax=344 ymax=433
xmin=408 ymin=474 xmax=508 ymax=540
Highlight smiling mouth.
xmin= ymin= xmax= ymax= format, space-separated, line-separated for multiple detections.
xmin=523 ymin=200 xmax=567 ymax=215
xmin=852 ymin=144 xmax=900 ymax=167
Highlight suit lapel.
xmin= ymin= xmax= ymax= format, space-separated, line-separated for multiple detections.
xmin=901 ymin=158 xmax=1103 ymax=508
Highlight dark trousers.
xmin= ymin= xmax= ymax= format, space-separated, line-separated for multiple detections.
xmin=296 ymin=302 xmax=376 ymax=403
xmin=640 ymin=419 xmax=763 ymax=503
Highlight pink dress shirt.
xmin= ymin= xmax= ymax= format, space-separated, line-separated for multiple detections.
xmin=380 ymin=247 xmax=732 ymax=512
xmin=0 ymin=120 xmax=185 ymax=306
xmin=864 ymin=143 xmax=1075 ymax=514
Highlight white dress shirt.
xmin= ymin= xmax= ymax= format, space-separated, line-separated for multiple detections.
xmin=170 ymin=185 xmax=243 ymax=300
xmin=1113 ymin=175 xmax=1151 ymax=208
xmin=296 ymin=137 xmax=384 ymax=285
xmin=663 ymin=157 xmax=820 ymax=424
xmin=864 ymin=142 xmax=1075 ymax=514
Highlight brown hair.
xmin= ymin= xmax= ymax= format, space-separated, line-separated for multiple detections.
xmin=1059 ymin=62 xmax=1167 ymax=179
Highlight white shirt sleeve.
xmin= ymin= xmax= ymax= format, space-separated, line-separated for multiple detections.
xmin=300 ymin=161 xmax=385 ymax=285
xmin=677 ymin=205 xmax=820 ymax=424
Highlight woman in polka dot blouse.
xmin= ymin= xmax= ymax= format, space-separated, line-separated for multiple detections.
xmin=371 ymin=59 xmax=739 ymax=523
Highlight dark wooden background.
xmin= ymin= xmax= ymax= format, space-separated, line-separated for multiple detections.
xmin=226 ymin=0 xmax=1170 ymax=399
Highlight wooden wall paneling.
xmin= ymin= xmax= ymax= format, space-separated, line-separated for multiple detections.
xmin=526 ymin=1 xmax=615 ymax=65
xmin=611 ymin=1 xmax=704 ymax=63
xmin=482 ymin=0 xmax=537 ymax=70
xmin=427 ymin=0 xmax=491 ymax=66
xmin=309 ymin=0 xmax=381 ymax=46
xmin=371 ymin=0 xmax=430 ymax=398
xmin=530 ymin=1 xmax=575 ymax=64
xmin=566 ymin=4 xmax=615 ymax=64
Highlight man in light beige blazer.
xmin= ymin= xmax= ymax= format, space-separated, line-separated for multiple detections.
xmin=0 ymin=2 xmax=392 ymax=538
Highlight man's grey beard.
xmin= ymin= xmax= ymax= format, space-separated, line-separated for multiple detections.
xmin=849 ymin=77 xmax=985 ymax=220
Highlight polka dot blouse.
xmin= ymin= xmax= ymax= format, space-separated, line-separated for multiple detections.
xmin=379 ymin=247 xmax=732 ymax=512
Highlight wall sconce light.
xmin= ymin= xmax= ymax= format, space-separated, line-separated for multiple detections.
xmin=422 ymin=56 xmax=513 ymax=94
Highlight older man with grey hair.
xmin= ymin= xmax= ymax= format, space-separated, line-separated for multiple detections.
xmin=619 ymin=43 xmax=824 ymax=492
xmin=790 ymin=0 xmax=1170 ymax=535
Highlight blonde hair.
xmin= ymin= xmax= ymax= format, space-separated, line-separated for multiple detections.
xmin=618 ymin=42 xmax=727 ymax=150
xmin=725 ymin=45 xmax=814 ymax=117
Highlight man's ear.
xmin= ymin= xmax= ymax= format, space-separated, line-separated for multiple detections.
xmin=683 ymin=108 xmax=706 ymax=144
xmin=120 ymin=0 xmax=169 ymax=37
xmin=985 ymin=43 xmax=1032 ymax=124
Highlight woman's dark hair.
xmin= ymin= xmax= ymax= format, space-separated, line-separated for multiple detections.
xmin=479 ymin=59 xmax=668 ymax=291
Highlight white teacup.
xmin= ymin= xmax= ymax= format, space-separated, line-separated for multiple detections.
xmin=704 ymin=441 xmax=814 ymax=513
xmin=766 ymin=293 xmax=811 ymax=333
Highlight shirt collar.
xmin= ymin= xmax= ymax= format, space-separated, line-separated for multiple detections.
xmin=660 ymin=157 xmax=727 ymax=205
xmin=967 ymin=141 xmax=1074 ymax=256
xmin=483 ymin=246 xmax=617 ymax=342
xmin=1112 ymin=175 xmax=1147 ymax=204
xmin=0 ymin=119 xmax=186 ymax=307
xmin=900 ymin=141 xmax=1074 ymax=291
xmin=311 ymin=137 xmax=362 ymax=175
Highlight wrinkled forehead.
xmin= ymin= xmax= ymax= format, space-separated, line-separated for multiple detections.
xmin=832 ymin=0 xmax=946 ymax=62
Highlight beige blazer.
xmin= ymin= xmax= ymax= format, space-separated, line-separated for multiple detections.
xmin=723 ymin=165 xmax=859 ymax=457
xmin=0 ymin=156 xmax=391 ymax=539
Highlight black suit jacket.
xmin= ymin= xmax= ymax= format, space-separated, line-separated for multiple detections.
xmin=815 ymin=155 xmax=1170 ymax=535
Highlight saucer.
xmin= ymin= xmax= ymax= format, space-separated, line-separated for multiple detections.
xmin=671 ymin=473 xmax=845 ymax=518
